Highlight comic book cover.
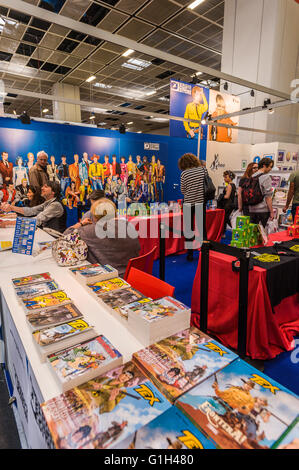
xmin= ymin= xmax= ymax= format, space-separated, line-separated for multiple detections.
xmin=87 ymin=278 xmax=130 ymax=295
xmin=117 ymin=297 xmax=152 ymax=319
xmin=176 ymin=358 xmax=299 ymax=449
xmin=100 ymin=288 xmax=149 ymax=319
xmin=14 ymin=280 xmax=60 ymax=299
xmin=32 ymin=319 xmax=94 ymax=347
xmin=122 ymin=297 xmax=189 ymax=323
xmin=47 ymin=336 xmax=123 ymax=391
xmin=22 ymin=291 xmax=71 ymax=311
xmin=12 ymin=272 xmax=52 ymax=287
xmin=26 ymin=303 xmax=83 ymax=329
xmin=113 ymin=406 xmax=217 ymax=449
xmin=272 ymin=416 xmax=299 ymax=449
xmin=41 ymin=361 xmax=171 ymax=449
xmin=71 ymin=264 xmax=117 ymax=278
xmin=133 ymin=327 xmax=238 ymax=403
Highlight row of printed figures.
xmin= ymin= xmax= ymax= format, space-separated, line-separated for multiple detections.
xmin=0 ymin=151 xmax=166 ymax=208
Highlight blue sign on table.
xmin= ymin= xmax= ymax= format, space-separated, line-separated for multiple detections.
xmin=12 ymin=217 xmax=37 ymax=256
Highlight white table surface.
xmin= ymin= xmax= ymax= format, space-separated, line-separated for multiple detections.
xmin=0 ymin=226 xmax=144 ymax=402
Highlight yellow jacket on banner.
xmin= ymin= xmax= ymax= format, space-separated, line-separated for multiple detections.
xmin=184 ymin=90 xmax=208 ymax=136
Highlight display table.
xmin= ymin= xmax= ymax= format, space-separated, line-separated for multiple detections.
xmin=0 ymin=226 xmax=144 ymax=449
xmin=129 ymin=209 xmax=225 ymax=259
xmin=191 ymin=231 xmax=299 ymax=361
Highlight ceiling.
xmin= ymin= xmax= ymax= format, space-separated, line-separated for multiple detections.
xmin=0 ymin=0 xmax=224 ymax=133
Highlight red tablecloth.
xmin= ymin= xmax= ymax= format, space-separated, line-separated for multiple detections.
xmin=129 ymin=209 xmax=225 ymax=260
xmin=191 ymin=231 xmax=299 ymax=360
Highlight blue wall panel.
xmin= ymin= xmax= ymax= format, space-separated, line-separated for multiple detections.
xmin=0 ymin=117 xmax=204 ymax=202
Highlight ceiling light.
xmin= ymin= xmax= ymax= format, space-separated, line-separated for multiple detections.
xmin=127 ymin=121 xmax=133 ymax=125
xmin=89 ymin=114 xmax=95 ymax=120
xmin=268 ymin=108 xmax=275 ymax=114
xmin=146 ymin=90 xmax=156 ymax=96
xmin=94 ymin=82 xmax=112 ymax=89
xmin=42 ymin=108 xmax=49 ymax=113
xmin=201 ymin=118 xmax=207 ymax=125
xmin=86 ymin=75 xmax=96 ymax=83
xmin=188 ymin=0 xmax=205 ymax=10
xmin=137 ymin=131 xmax=142 ymax=133
xmin=195 ymin=71 xmax=203 ymax=76
xmin=13 ymin=110 xmax=17 ymax=115
xmin=122 ymin=49 xmax=134 ymax=57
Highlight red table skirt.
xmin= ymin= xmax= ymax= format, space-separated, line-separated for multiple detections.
xmin=129 ymin=209 xmax=225 ymax=260
xmin=191 ymin=231 xmax=299 ymax=360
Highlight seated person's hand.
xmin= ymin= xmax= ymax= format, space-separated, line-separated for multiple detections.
xmin=1 ymin=203 xmax=11 ymax=212
xmin=81 ymin=218 xmax=93 ymax=226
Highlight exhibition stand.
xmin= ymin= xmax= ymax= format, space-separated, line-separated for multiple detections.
xmin=191 ymin=231 xmax=299 ymax=361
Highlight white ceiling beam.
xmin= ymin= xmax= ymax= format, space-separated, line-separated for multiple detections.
xmin=3 ymin=0 xmax=291 ymax=101
xmin=5 ymin=86 xmax=299 ymax=140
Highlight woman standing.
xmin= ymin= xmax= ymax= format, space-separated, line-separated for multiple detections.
xmin=179 ymin=153 xmax=207 ymax=261
xmin=218 ymin=171 xmax=236 ymax=231
xmin=238 ymin=162 xmax=259 ymax=216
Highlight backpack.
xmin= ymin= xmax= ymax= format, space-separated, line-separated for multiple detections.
xmin=241 ymin=174 xmax=264 ymax=206
xmin=204 ymin=170 xmax=216 ymax=201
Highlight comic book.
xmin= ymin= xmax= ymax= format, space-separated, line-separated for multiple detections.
xmin=12 ymin=272 xmax=52 ymax=287
xmin=86 ymin=278 xmax=130 ymax=298
xmin=47 ymin=335 xmax=123 ymax=392
xmin=98 ymin=287 xmax=148 ymax=322
xmin=21 ymin=291 xmax=71 ymax=312
xmin=41 ymin=361 xmax=171 ymax=449
xmin=26 ymin=303 xmax=83 ymax=330
xmin=122 ymin=297 xmax=191 ymax=346
xmin=113 ymin=406 xmax=216 ymax=449
xmin=133 ymin=327 xmax=238 ymax=402
xmin=32 ymin=319 xmax=96 ymax=361
xmin=176 ymin=358 xmax=299 ymax=449
xmin=14 ymin=280 xmax=60 ymax=299
xmin=70 ymin=264 xmax=118 ymax=284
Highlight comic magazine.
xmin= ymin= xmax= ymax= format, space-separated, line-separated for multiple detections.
xmin=86 ymin=278 xmax=130 ymax=296
xmin=21 ymin=291 xmax=71 ymax=312
xmin=26 ymin=303 xmax=83 ymax=330
xmin=47 ymin=335 xmax=123 ymax=391
xmin=14 ymin=280 xmax=60 ymax=299
xmin=133 ymin=327 xmax=238 ymax=402
xmin=32 ymin=319 xmax=96 ymax=361
xmin=70 ymin=264 xmax=118 ymax=284
xmin=176 ymin=358 xmax=299 ymax=449
xmin=41 ymin=361 xmax=171 ymax=449
xmin=113 ymin=406 xmax=216 ymax=449
xmin=123 ymin=297 xmax=190 ymax=323
xmin=99 ymin=288 xmax=148 ymax=320
xmin=12 ymin=272 xmax=52 ymax=287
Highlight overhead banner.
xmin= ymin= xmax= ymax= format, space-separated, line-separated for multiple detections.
xmin=170 ymin=79 xmax=241 ymax=144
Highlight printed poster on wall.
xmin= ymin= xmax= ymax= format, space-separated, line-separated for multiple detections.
xmin=170 ymin=79 xmax=210 ymax=140
xmin=208 ymin=90 xmax=240 ymax=143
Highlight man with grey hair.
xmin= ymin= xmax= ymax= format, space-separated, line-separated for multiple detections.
xmin=28 ymin=150 xmax=49 ymax=193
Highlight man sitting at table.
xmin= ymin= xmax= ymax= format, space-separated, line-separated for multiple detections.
xmin=64 ymin=198 xmax=140 ymax=277
xmin=0 ymin=181 xmax=66 ymax=233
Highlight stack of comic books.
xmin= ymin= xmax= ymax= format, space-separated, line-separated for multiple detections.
xmin=47 ymin=335 xmax=123 ymax=392
xmin=133 ymin=327 xmax=238 ymax=402
xmin=112 ymin=406 xmax=217 ymax=449
xmin=96 ymin=287 xmax=150 ymax=323
xmin=121 ymin=297 xmax=191 ymax=346
xmin=85 ymin=277 xmax=131 ymax=300
xmin=11 ymin=272 xmax=98 ymax=363
xmin=69 ymin=263 xmax=118 ymax=285
xmin=32 ymin=318 xmax=96 ymax=362
xmin=175 ymin=358 xmax=299 ymax=449
xmin=41 ymin=361 xmax=170 ymax=448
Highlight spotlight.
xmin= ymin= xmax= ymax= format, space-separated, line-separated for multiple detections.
xmin=191 ymin=75 xmax=197 ymax=85
xmin=119 ymin=123 xmax=126 ymax=134
xmin=250 ymin=89 xmax=255 ymax=97
xmin=268 ymin=108 xmax=275 ymax=114
xmin=18 ymin=111 xmax=31 ymax=124
xmin=263 ymin=98 xmax=271 ymax=108
xmin=224 ymin=82 xmax=228 ymax=91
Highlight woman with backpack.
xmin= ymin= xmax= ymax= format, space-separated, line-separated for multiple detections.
xmin=238 ymin=162 xmax=259 ymax=215
xmin=217 ymin=170 xmax=236 ymax=232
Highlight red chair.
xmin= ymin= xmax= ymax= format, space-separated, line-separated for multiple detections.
xmin=127 ymin=267 xmax=175 ymax=300
xmin=123 ymin=245 xmax=157 ymax=281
